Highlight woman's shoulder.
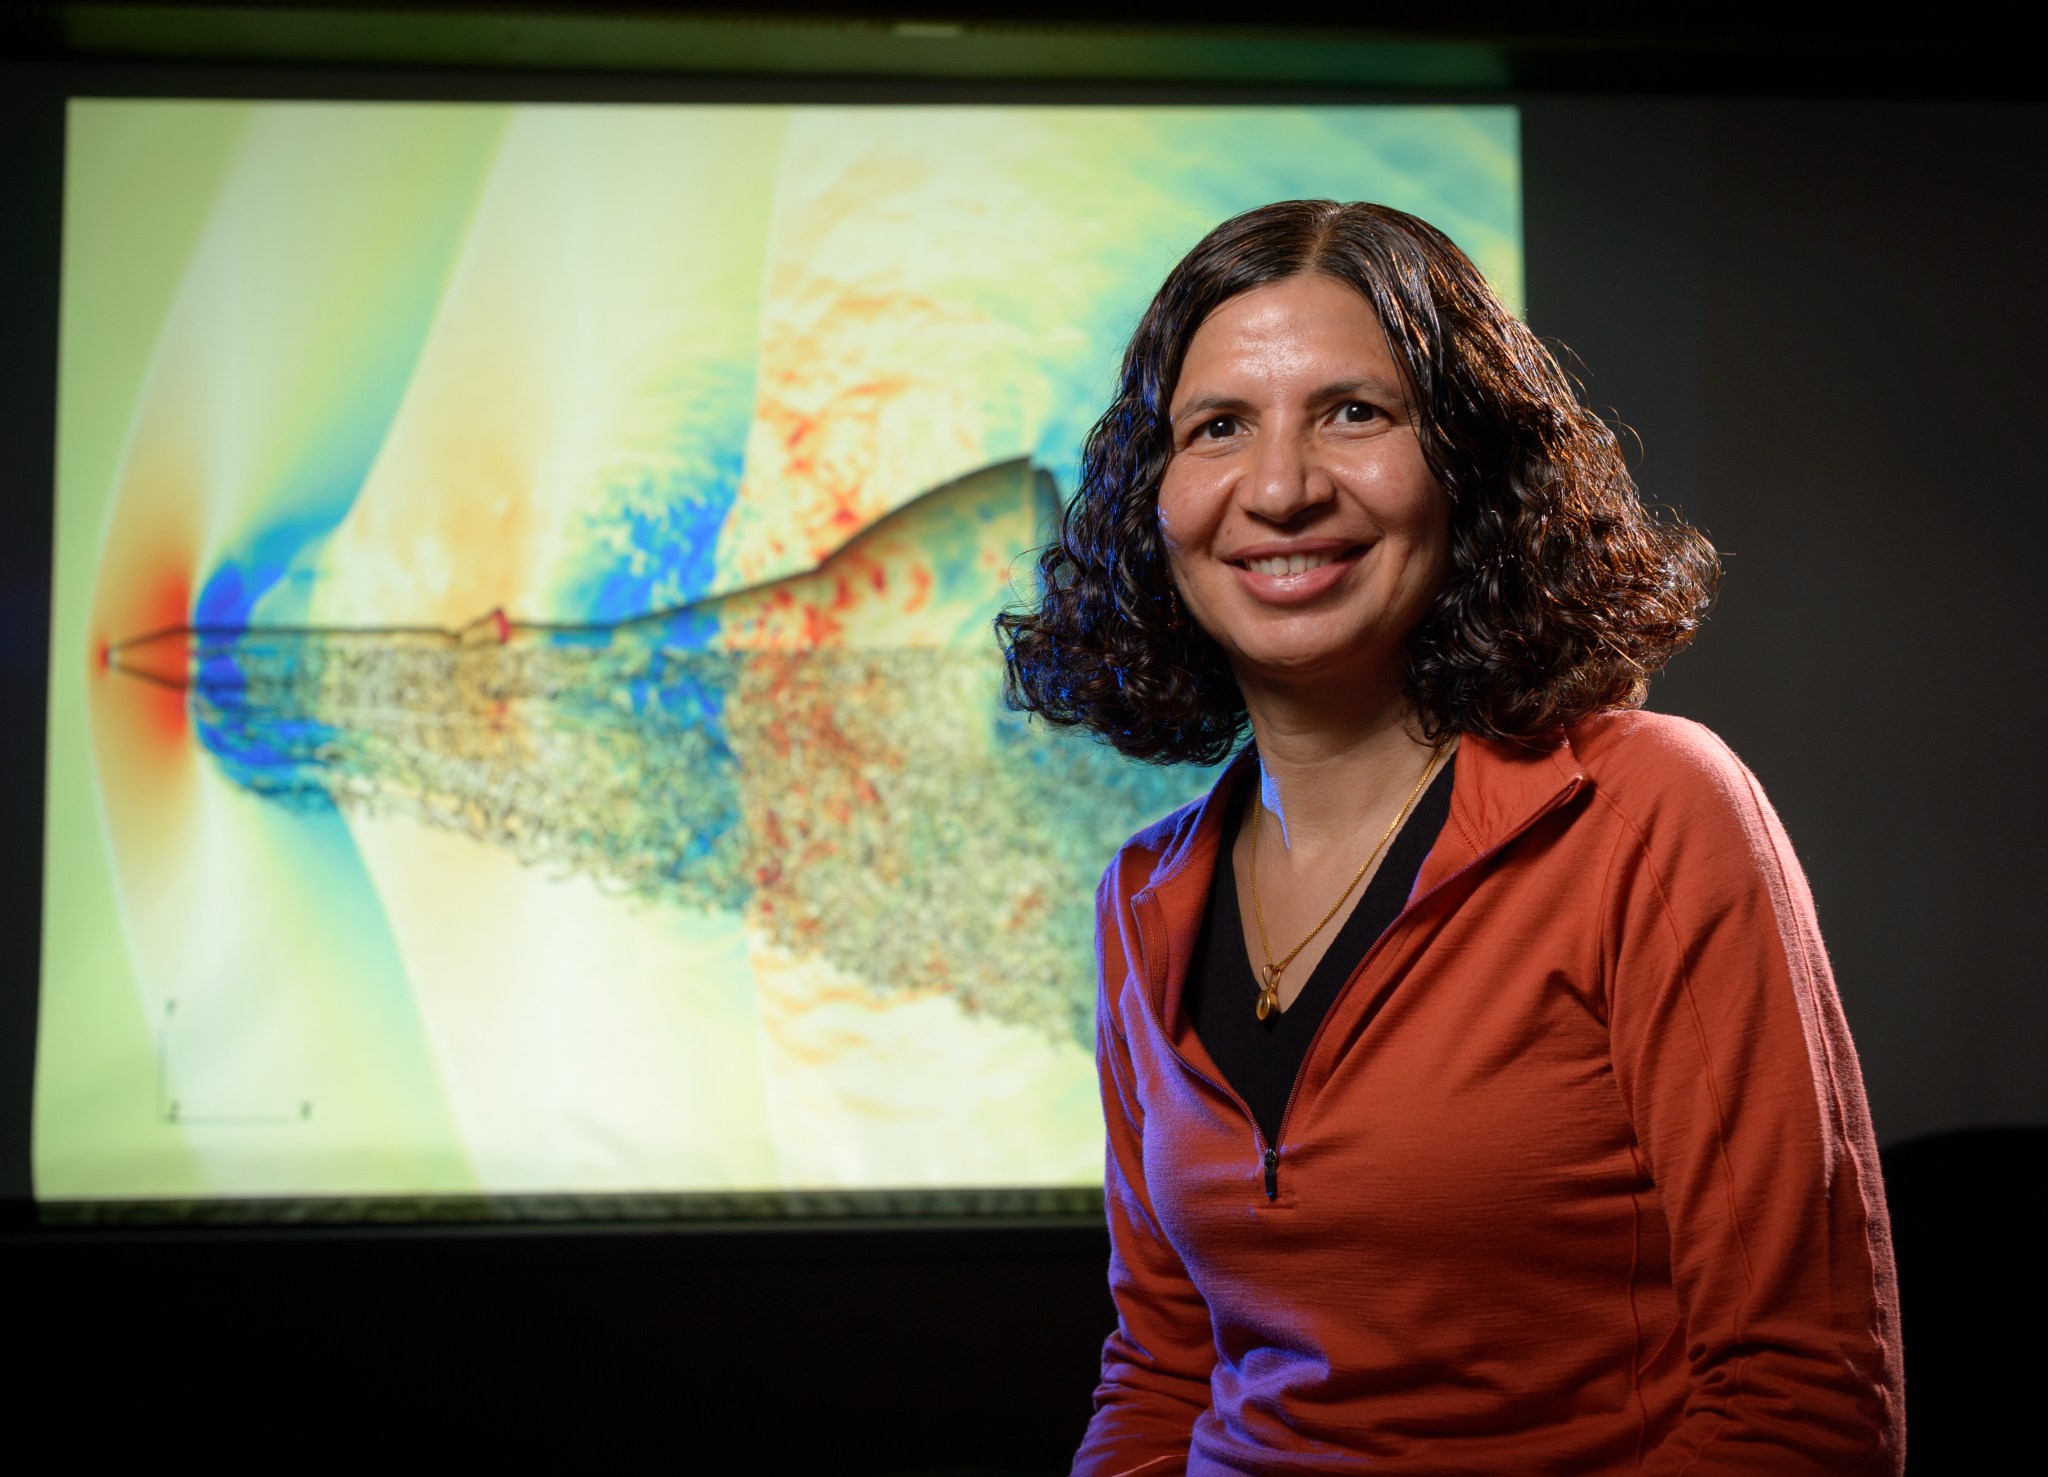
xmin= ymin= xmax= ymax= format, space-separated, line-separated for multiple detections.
xmin=1552 ymin=709 xmax=1827 ymax=941
xmin=1097 ymin=755 xmax=1248 ymax=905
xmin=1561 ymin=708 xmax=1777 ymax=842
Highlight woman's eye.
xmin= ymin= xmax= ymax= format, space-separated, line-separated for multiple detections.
xmin=1336 ymin=401 xmax=1380 ymax=425
xmin=1195 ymin=417 xmax=1236 ymax=440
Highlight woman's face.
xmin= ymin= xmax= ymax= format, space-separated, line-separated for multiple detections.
xmin=1157 ymin=272 xmax=1449 ymax=697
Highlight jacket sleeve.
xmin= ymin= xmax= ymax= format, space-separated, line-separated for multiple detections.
xmin=1071 ymin=871 xmax=1217 ymax=1477
xmin=1600 ymin=738 xmax=1904 ymax=1474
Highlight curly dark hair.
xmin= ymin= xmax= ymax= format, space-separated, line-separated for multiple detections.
xmin=995 ymin=199 xmax=1719 ymax=764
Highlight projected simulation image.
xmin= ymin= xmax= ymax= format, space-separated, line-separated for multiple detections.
xmin=40 ymin=100 xmax=1522 ymax=1206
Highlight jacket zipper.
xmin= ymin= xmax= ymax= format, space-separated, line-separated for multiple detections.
xmin=1132 ymin=890 xmax=1278 ymax=1193
xmin=1137 ymin=773 xmax=1585 ymax=1206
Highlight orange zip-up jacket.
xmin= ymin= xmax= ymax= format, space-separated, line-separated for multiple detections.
xmin=1076 ymin=712 xmax=1903 ymax=1475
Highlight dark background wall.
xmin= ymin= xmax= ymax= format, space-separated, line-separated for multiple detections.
xmin=2 ymin=10 xmax=2042 ymax=1470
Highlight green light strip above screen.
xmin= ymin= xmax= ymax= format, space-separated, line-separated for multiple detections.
xmin=45 ymin=7 xmax=1514 ymax=90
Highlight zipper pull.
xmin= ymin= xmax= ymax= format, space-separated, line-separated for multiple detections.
xmin=1262 ymin=1147 xmax=1279 ymax=1201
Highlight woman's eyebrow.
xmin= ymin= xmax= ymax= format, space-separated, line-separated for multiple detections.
xmin=1168 ymin=394 xmax=1256 ymax=425
xmin=1306 ymin=376 xmax=1406 ymax=406
xmin=1170 ymin=378 xmax=1410 ymax=425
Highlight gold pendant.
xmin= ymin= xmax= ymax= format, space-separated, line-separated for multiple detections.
xmin=1256 ymin=965 xmax=1280 ymax=1021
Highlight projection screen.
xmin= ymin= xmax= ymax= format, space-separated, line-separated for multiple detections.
xmin=37 ymin=99 xmax=1522 ymax=1219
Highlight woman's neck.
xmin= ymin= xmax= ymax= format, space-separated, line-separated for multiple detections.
xmin=1239 ymin=673 xmax=1445 ymax=856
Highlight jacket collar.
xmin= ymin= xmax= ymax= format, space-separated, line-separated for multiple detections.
xmin=1130 ymin=730 xmax=1588 ymax=1034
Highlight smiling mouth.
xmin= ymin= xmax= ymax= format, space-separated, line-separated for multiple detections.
xmin=1237 ymin=546 xmax=1358 ymax=577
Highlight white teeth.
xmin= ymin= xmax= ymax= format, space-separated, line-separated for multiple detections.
xmin=1247 ymin=551 xmax=1336 ymax=577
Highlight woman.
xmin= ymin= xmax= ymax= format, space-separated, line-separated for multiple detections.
xmin=997 ymin=201 xmax=1902 ymax=1474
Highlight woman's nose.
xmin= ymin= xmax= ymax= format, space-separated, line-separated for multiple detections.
xmin=1243 ymin=427 xmax=1333 ymax=522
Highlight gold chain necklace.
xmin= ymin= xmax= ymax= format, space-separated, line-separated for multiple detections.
xmin=1248 ymin=743 xmax=1447 ymax=1022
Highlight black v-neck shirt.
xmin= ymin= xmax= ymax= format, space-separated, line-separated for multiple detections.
xmin=1183 ymin=754 xmax=1457 ymax=1150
